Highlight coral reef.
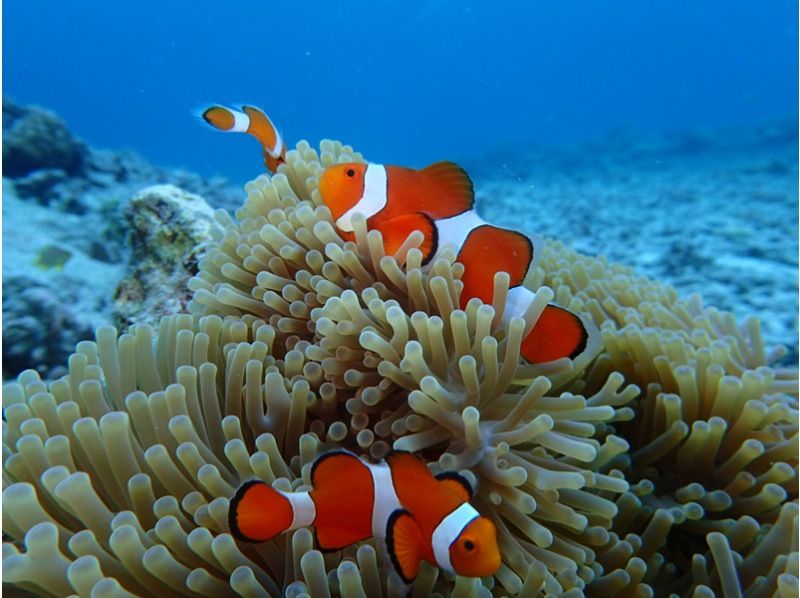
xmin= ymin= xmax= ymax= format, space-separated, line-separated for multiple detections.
xmin=113 ymin=185 xmax=224 ymax=330
xmin=3 ymin=95 xmax=87 ymax=178
xmin=3 ymin=135 xmax=797 ymax=597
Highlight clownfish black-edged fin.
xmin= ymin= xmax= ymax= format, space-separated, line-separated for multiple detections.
xmin=309 ymin=450 xmax=373 ymax=551
xmin=457 ymin=225 xmax=534 ymax=306
xmin=435 ymin=471 xmax=474 ymax=501
xmin=521 ymin=304 xmax=589 ymax=363
xmin=384 ymin=450 xmax=430 ymax=476
xmin=228 ymin=480 xmax=293 ymax=543
xmin=385 ymin=450 xmax=444 ymax=495
xmin=310 ymin=449 xmax=363 ymax=488
xmin=386 ymin=508 xmax=424 ymax=583
xmin=379 ymin=213 xmax=438 ymax=264
xmin=421 ymin=161 xmax=475 ymax=215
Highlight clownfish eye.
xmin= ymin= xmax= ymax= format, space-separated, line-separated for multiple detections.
xmin=346 ymin=168 xmax=356 ymax=178
xmin=463 ymin=540 xmax=475 ymax=551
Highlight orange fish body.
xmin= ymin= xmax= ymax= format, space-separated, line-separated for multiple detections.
xmin=229 ymin=451 xmax=501 ymax=581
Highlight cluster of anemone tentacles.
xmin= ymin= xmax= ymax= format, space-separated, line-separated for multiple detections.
xmin=3 ymin=138 xmax=798 ymax=598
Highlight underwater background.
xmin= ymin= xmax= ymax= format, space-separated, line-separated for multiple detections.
xmin=5 ymin=1 xmax=798 ymax=181
xmin=3 ymin=1 xmax=799 ymax=597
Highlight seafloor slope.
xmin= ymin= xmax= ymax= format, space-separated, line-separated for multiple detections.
xmin=467 ymin=120 xmax=798 ymax=363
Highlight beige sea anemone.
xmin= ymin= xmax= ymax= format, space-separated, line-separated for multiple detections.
xmin=3 ymin=138 xmax=798 ymax=597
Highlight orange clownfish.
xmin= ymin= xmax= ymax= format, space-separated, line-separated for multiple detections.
xmin=229 ymin=450 xmax=501 ymax=581
xmin=318 ymin=162 xmax=590 ymax=364
xmin=201 ymin=104 xmax=286 ymax=173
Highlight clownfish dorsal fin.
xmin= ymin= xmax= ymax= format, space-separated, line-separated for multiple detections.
xmin=310 ymin=449 xmax=363 ymax=489
xmin=421 ymin=161 xmax=474 ymax=216
xmin=521 ymin=304 xmax=589 ymax=363
xmin=435 ymin=471 xmax=474 ymax=502
xmin=386 ymin=509 xmax=424 ymax=583
xmin=385 ymin=451 xmax=434 ymax=480
xmin=309 ymin=450 xmax=373 ymax=551
xmin=378 ymin=212 xmax=437 ymax=263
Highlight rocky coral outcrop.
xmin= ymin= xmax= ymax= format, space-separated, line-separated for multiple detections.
xmin=113 ymin=185 xmax=223 ymax=329
xmin=2 ymin=96 xmax=87 ymax=178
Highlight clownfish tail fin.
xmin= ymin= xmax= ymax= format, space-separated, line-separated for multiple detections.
xmin=229 ymin=480 xmax=306 ymax=543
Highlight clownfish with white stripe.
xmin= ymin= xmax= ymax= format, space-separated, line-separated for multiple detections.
xmin=228 ymin=450 xmax=501 ymax=581
xmin=201 ymin=104 xmax=286 ymax=173
xmin=319 ymin=162 xmax=591 ymax=364
xmin=199 ymin=103 xmax=593 ymax=364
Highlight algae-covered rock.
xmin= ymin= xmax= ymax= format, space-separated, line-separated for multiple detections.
xmin=2 ymin=95 xmax=86 ymax=178
xmin=112 ymin=184 xmax=224 ymax=329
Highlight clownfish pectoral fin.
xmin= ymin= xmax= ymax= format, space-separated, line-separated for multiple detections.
xmin=379 ymin=213 xmax=437 ymax=263
xmin=421 ymin=161 xmax=475 ymax=217
xmin=386 ymin=509 xmax=424 ymax=583
xmin=520 ymin=304 xmax=589 ymax=363
xmin=228 ymin=480 xmax=294 ymax=542
xmin=435 ymin=471 xmax=474 ymax=501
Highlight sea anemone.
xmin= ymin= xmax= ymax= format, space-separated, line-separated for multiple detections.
xmin=3 ymin=137 xmax=798 ymax=596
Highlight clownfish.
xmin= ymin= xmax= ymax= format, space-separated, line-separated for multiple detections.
xmin=318 ymin=162 xmax=590 ymax=364
xmin=199 ymin=103 xmax=591 ymax=364
xmin=229 ymin=450 xmax=501 ymax=581
xmin=201 ymin=104 xmax=286 ymax=173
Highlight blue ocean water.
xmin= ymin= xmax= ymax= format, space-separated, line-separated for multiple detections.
xmin=4 ymin=1 xmax=797 ymax=185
